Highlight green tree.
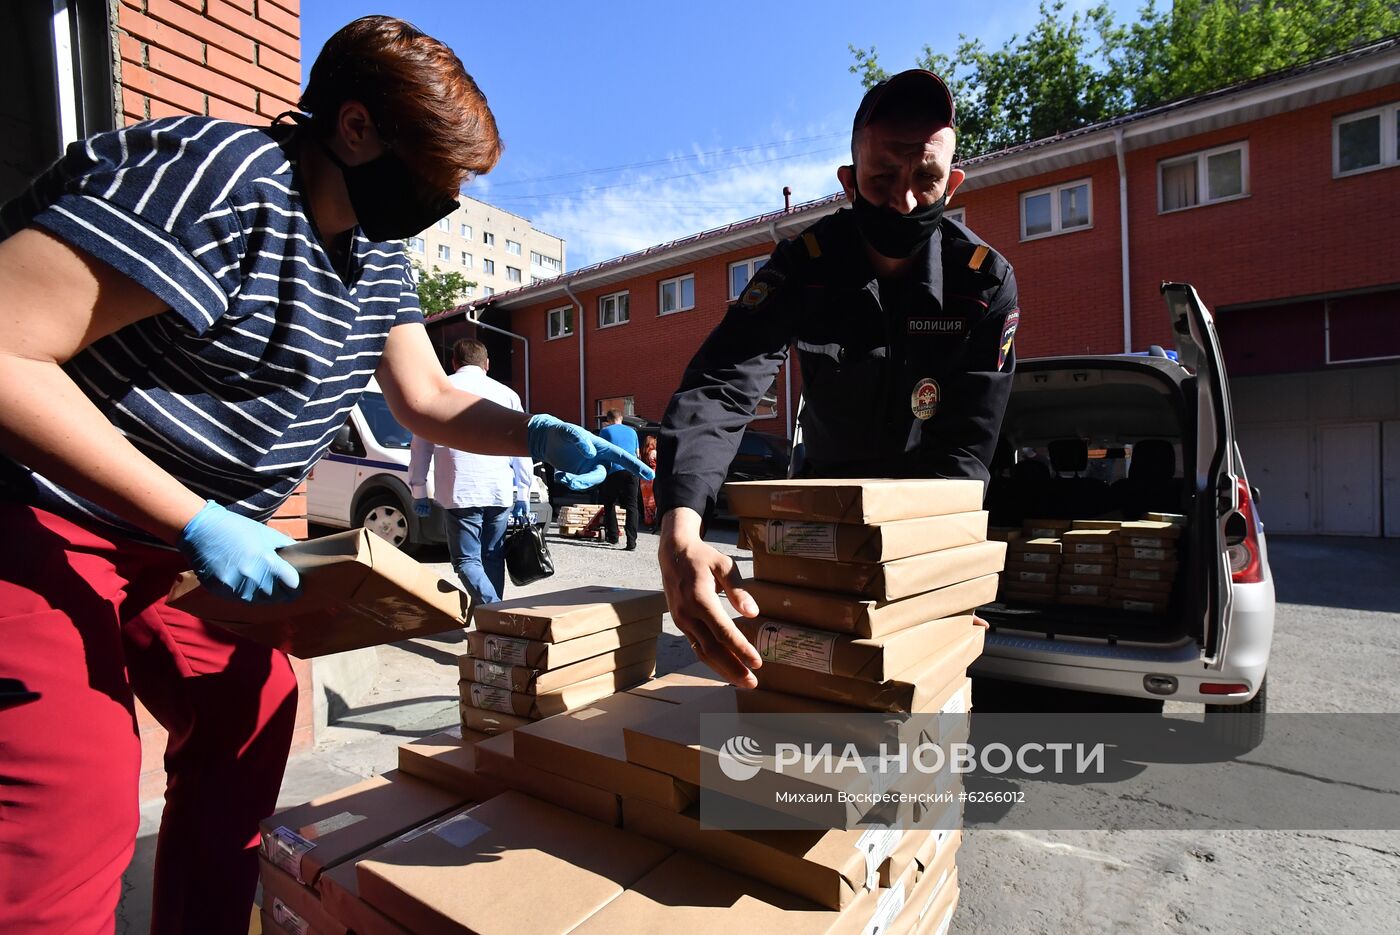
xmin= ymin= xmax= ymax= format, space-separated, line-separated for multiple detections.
xmin=852 ymin=0 xmax=1400 ymax=160
xmin=413 ymin=261 xmax=476 ymax=316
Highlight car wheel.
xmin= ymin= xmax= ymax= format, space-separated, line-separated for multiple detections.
xmin=356 ymin=494 xmax=416 ymax=553
xmin=1204 ymin=675 xmax=1267 ymax=755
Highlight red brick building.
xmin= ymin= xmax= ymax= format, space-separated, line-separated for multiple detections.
xmin=439 ymin=38 xmax=1400 ymax=537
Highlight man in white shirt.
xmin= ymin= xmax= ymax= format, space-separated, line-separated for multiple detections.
xmin=410 ymin=339 xmax=533 ymax=604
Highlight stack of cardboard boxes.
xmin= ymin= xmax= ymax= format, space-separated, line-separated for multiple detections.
xmin=457 ymin=586 xmax=667 ymax=735
xmin=1109 ymin=518 xmax=1184 ymax=614
xmin=556 ymin=503 xmax=627 ymax=539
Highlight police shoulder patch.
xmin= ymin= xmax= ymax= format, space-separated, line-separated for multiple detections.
xmin=998 ymin=308 xmax=1020 ymax=371
xmin=738 ymin=267 xmax=787 ymax=311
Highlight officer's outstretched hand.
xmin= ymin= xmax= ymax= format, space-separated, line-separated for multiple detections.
xmin=178 ymin=500 xmax=301 ymax=603
xmin=527 ymin=414 xmax=655 ymax=490
xmin=658 ymin=507 xmax=763 ymax=688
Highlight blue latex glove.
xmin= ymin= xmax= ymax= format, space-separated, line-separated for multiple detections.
xmin=512 ymin=499 xmax=530 ymax=523
xmin=177 ymin=501 xmax=300 ymax=603
xmin=527 ymin=414 xmax=655 ymax=491
xmin=414 ymin=497 xmax=432 ymax=517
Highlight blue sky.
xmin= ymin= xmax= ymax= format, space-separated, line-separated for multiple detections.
xmin=302 ymin=0 xmax=1140 ymax=269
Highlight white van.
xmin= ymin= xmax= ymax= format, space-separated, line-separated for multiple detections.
xmin=305 ymin=379 xmax=551 ymax=551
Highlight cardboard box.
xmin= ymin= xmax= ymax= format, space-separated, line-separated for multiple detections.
xmin=258 ymin=769 xmax=467 ymax=889
xmin=1060 ymin=529 xmax=1119 ymax=556
xmin=355 ymin=792 xmax=672 ymax=935
xmin=987 ymin=526 xmax=1022 ymax=542
xmin=1058 ymin=572 xmax=1115 ymax=588
xmin=260 ymin=857 xmax=348 ymax=935
xmin=751 ymin=540 xmax=1006 ymax=602
xmin=1121 ymin=519 xmax=1184 ymax=542
xmin=512 ymin=693 xmax=700 ymax=811
xmin=997 ymin=579 xmax=1056 ymax=598
xmin=735 ymin=675 xmax=973 ymax=725
xmin=1118 ymin=565 xmax=1176 ymax=584
xmin=750 ymin=627 xmax=984 ymax=712
xmin=736 ymin=615 xmax=976 ymax=682
xmin=1119 ymin=557 xmax=1180 ymax=573
xmin=1110 ymin=586 xmax=1175 ymax=605
xmin=1022 ymin=518 xmax=1072 ymax=539
xmin=1113 ymin=575 xmax=1173 ymax=594
xmin=911 ymin=868 xmax=960 ymax=935
xmin=745 ymin=574 xmax=999 ymax=639
xmin=1145 ymin=512 xmax=1187 ymax=525
xmin=168 ymin=529 xmax=469 ymax=658
xmin=1112 ymin=596 xmax=1169 ymax=614
xmin=1070 ymin=519 xmax=1125 ymax=531
xmin=396 ymin=727 xmax=506 ymax=801
xmin=459 ymin=702 xmax=535 ymax=735
xmin=1061 ymin=560 xmax=1116 ymax=577
xmin=568 ymin=851 xmax=918 ymax=935
xmin=1118 ymin=545 xmax=1174 ymax=562
xmin=1058 ymin=582 xmax=1110 ymax=598
xmin=472 ymin=730 xmax=623 ymax=826
xmin=459 ymin=658 xmax=655 ymax=718
xmin=461 ymin=640 xmax=658 ymax=694
xmin=1005 ymin=568 xmax=1057 ymax=586
xmin=320 ymin=862 xmax=412 ymax=935
xmin=622 ymin=797 xmax=905 ymax=910
xmin=626 ymin=663 xmax=731 ymax=706
xmin=722 ymin=478 xmax=985 ymax=525
xmin=472 ymin=586 xmax=668 ymax=641
xmin=1008 ymin=537 xmax=1062 ymax=556
xmin=738 ymin=511 xmax=989 ymax=564
xmin=464 ymin=617 xmax=662 ymax=669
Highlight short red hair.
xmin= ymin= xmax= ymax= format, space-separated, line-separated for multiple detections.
xmin=300 ymin=16 xmax=502 ymax=192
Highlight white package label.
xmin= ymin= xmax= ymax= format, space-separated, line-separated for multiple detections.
xmin=766 ymin=520 xmax=838 ymax=559
xmin=754 ymin=620 xmax=837 ymax=674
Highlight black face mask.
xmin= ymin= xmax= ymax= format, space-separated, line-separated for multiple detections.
xmin=851 ymin=190 xmax=946 ymax=259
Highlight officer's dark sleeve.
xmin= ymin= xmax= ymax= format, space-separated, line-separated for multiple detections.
xmin=656 ymin=252 xmax=799 ymax=518
xmin=925 ymin=266 xmax=1019 ymax=487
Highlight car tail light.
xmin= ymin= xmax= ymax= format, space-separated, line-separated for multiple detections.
xmin=1200 ymin=682 xmax=1250 ymax=695
xmin=1227 ymin=477 xmax=1263 ymax=584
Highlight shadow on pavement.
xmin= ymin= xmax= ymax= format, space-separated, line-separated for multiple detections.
xmin=1264 ymin=535 xmax=1400 ymax=613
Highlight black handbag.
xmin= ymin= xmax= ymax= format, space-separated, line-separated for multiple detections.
xmin=504 ymin=520 xmax=555 ymax=586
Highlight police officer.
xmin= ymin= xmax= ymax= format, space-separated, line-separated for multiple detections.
xmin=654 ymin=69 xmax=1019 ymax=687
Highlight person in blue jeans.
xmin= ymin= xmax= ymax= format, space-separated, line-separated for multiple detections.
xmin=410 ymin=339 xmax=534 ymax=604
xmin=598 ymin=409 xmax=642 ymax=550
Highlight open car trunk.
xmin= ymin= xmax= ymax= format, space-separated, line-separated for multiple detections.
xmin=978 ymin=356 xmax=1201 ymax=645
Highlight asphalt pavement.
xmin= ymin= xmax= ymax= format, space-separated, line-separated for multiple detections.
xmin=117 ymin=530 xmax=1400 ymax=934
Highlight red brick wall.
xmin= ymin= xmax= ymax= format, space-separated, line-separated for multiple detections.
xmin=508 ymin=241 xmax=798 ymax=435
xmin=114 ymin=0 xmax=313 ymax=800
xmin=117 ymin=0 xmax=301 ymax=127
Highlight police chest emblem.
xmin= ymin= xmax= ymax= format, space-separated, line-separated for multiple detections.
xmin=911 ymin=378 xmax=940 ymax=420
xmin=741 ymin=281 xmax=771 ymax=308
xmin=907 ymin=317 xmax=966 ymax=336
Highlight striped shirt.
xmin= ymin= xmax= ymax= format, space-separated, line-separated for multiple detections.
xmin=0 ymin=116 xmax=423 ymax=542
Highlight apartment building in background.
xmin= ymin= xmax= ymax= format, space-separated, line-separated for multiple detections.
xmin=405 ymin=194 xmax=565 ymax=300
xmin=432 ymin=37 xmax=1400 ymax=537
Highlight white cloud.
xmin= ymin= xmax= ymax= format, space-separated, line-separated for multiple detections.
xmin=480 ymin=134 xmax=850 ymax=270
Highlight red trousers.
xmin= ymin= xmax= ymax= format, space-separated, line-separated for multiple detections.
xmin=0 ymin=503 xmax=298 ymax=934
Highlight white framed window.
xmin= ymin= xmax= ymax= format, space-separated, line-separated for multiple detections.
xmin=946 ymin=206 xmax=966 ymax=225
xmin=727 ymin=256 xmax=768 ymax=301
xmin=437 ymin=244 xmax=451 ymax=261
xmin=595 ymin=396 xmax=636 ymax=423
xmin=506 ymin=239 xmax=522 ymax=255
xmin=460 ymin=251 xmax=472 ymax=267
xmin=1334 ymin=103 xmax=1400 ymax=177
xmin=407 ymin=237 xmax=425 ymax=254
xmin=436 ymin=217 xmax=450 ymax=232
xmin=459 ymin=222 xmax=472 ymax=238
xmin=483 ymin=286 xmax=495 ymax=298
xmin=659 ymin=273 xmax=696 ymax=315
xmin=1158 ymin=142 xmax=1248 ymax=213
xmin=482 ymin=258 xmax=495 ymax=275
xmin=483 ymin=231 xmax=496 ymax=246
xmin=1020 ymin=179 xmax=1092 ymax=240
xmin=506 ymin=266 xmax=522 ymax=283
xmin=598 ymin=291 xmax=630 ymax=328
xmin=531 ymin=251 xmax=561 ymax=272
xmin=464 ymin=284 xmax=475 ymax=297
xmin=547 ymin=305 xmax=574 ymax=339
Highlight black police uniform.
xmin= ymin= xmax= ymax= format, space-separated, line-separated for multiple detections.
xmin=656 ymin=207 xmax=1019 ymax=519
